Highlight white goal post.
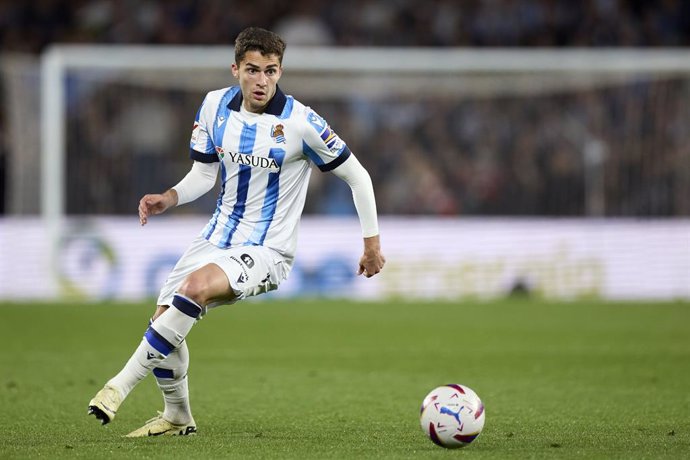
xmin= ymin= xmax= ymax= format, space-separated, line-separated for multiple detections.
xmin=39 ymin=46 xmax=690 ymax=295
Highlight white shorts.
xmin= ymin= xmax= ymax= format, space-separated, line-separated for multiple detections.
xmin=156 ymin=236 xmax=289 ymax=309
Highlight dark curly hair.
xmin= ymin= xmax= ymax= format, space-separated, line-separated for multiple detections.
xmin=234 ymin=27 xmax=286 ymax=65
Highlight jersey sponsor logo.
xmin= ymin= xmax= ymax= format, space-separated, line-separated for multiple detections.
xmin=240 ymin=253 xmax=255 ymax=268
xmin=230 ymin=256 xmax=250 ymax=284
xmin=226 ymin=151 xmax=280 ymax=172
xmin=215 ymin=146 xmax=225 ymax=160
xmin=271 ymin=124 xmax=286 ymax=144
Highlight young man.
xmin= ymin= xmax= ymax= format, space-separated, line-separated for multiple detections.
xmin=87 ymin=27 xmax=385 ymax=437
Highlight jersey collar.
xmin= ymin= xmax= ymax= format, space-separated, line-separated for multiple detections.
xmin=228 ymin=85 xmax=287 ymax=116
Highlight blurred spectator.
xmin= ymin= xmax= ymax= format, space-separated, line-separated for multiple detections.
xmin=274 ymin=0 xmax=334 ymax=46
xmin=0 ymin=88 xmax=6 ymax=215
xmin=53 ymin=70 xmax=690 ymax=217
xmin=1 ymin=0 xmax=689 ymax=53
xmin=2 ymin=0 xmax=689 ymax=217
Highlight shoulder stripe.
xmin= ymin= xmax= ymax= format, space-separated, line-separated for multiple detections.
xmin=212 ymin=87 xmax=238 ymax=146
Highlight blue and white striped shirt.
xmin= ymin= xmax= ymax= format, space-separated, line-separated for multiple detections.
xmin=189 ymin=85 xmax=351 ymax=265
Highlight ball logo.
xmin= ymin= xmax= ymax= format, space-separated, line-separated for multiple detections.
xmin=420 ymin=384 xmax=485 ymax=449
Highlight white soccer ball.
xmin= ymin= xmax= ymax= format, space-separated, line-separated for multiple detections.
xmin=419 ymin=384 xmax=486 ymax=449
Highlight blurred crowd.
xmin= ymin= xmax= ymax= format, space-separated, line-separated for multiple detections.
xmin=354 ymin=84 xmax=686 ymax=216
xmin=2 ymin=0 xmax=690 ymax=217
xmin=61 ymin=75 xmax=689 ymax=217
xmin=1 ymin=0 xmax=689 ymax=51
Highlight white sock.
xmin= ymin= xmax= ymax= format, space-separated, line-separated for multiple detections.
xmin=107 ymin=294 xmax=202 ymax=399
xmin=107 ymin=335 xmax=165 ymax=398
xmin=153 ymin=341 xmax=194 ymax=425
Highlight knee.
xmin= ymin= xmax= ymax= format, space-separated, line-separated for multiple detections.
xmin=177 ymin=274 xmax=211 ymax=306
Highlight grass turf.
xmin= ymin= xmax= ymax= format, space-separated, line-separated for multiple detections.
xmin=0 ymin=298 xmax=688 ymax=459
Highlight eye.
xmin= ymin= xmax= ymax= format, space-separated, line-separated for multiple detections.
xmin=266 ymin=69 xmax=276 ymax=76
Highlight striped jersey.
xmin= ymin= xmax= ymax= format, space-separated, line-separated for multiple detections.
xmin=189 ymin=85 xmax=351 ymax=266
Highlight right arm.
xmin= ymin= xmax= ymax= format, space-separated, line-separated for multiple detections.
xmin=138 ymin=160 xmax=218 ymax=226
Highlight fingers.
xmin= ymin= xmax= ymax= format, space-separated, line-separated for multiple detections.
xmin=358 ymin=254 xmax=386 ymax=278
xmin=138 ymin=196 xmax=152 ymax=226
xmin=364 ymin=265 xmax=382 ymax=277
xmin=138 ymin=193 xmax=171 ymax=225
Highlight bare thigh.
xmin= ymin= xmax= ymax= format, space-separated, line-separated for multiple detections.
xmin=153 ymin=263 xmax=235 ymax=320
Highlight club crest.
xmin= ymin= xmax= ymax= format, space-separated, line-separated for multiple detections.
xmin=271 ymin=124 xmax=286 ymax=144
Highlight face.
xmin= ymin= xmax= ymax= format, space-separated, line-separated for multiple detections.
xmin=232 ymin=50 xmax=282 ymax=113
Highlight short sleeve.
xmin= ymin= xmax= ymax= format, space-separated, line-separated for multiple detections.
xmin=302 ymin=108 xmax=351 ymax=172
xmin=189 ymin=94 xmax=219 ymax=163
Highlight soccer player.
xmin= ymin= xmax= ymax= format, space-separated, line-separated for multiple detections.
xmin=87 ymin=27 xmax=385 ymax=437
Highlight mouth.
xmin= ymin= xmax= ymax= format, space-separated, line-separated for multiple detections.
xmin=252 ymin=90 xmax=266 ymax=100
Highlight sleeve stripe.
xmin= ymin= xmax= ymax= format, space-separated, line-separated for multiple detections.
xmin=190 ymin=148 xmax=219 ymax=163
xmin=318 ymin=146 xmax=351 ymax=172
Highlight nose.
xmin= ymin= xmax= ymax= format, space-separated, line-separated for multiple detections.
xmin=257 ymin=71 xmax=268 ymax=86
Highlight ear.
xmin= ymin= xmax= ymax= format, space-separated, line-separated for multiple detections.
xmin=231 ymin=63 xmax=239 ymax=79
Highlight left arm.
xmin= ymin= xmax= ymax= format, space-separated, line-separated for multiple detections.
xmin=330 ymin=155 xmax=386 ymax=277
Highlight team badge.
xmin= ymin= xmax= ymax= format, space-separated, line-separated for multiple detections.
xmin=271 ymin=124 xmax=286 ymax=144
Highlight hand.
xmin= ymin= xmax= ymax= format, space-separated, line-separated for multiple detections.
xmin=358 ymin=235 xmax=385 ymax=278
xmin=138 ymin=190 xmax=177 ymax=226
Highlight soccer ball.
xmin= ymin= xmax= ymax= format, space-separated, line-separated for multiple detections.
xmin=419 ymin=384 xmax=485 ymax=449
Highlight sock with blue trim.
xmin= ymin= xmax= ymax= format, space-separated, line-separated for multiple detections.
xmin=153 ymin=340 xmax=193 ymax=425
xmin=107 ymin=294 xmax=202 ymax=400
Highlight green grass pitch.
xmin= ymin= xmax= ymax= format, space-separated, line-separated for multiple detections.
xmin=0 ymin=298 xmax=688 ymax=459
